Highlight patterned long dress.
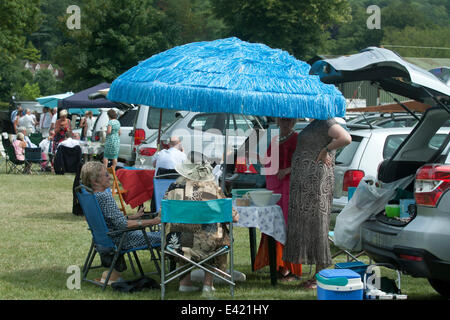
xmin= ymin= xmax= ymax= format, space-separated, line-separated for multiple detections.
xmin=283 ymin=119 xmax=337 ymax=267
xmin=103 ymin=119 xmax=120 ymax=159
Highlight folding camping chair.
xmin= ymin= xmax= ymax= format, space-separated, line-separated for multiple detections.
xmin=153 ymin=173 xmax=179 ymax=212
xmin=160 ymin=198 xmax=235 ymax=300
xmin=328 ymin=231 xmax=368 ymax=263
xmin=107 ymin=167 xmax=128 ymax=215
xmin=2 ymin=135 xmax=25 ymax=174
xmin=28 ymin=132 xmax=43 ymax=147
xmin=24 ymin=147 xmax=45 ymax=174
xmin=74 ymin=184 xmax=161 ymax=290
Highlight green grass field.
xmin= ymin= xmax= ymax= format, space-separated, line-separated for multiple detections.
xmin=0 ymin=165 xmax=445 ymax=300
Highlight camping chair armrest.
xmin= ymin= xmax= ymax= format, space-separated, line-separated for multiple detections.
xmin=142 ymin=212 xmax=158 ymax=219
xmin=107 ymin=225 xmax=147 ymax=236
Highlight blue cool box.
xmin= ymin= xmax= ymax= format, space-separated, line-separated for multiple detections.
xmin=316 ymin=269 xmax=364 ymax=300
xmin=335 ymin=261 xmax=369 ymax=279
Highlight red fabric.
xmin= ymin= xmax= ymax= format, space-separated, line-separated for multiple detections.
xmin=116 ymin=169 xmax=155 ymax=209
xmin=254 ymin=132 xmax=302 ymax=276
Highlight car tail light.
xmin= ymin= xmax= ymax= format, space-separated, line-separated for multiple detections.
xmin=234 ymin=156 xmax=258 ymax=174
xmin=139 ymin=147 xmax=157 ymax=157
xmin=398 ymin=254 xmax=423 ymax=262
xmin=414 ymin=164 xmax=450 ymax=207
xmin=343 ymin=170 xmax=365 ymax=191
xmin=134 ymin=129 xmax=145 ymax=146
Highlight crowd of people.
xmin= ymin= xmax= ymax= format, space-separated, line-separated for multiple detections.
xmin=6 ymin=104 xmax=96 ymax=173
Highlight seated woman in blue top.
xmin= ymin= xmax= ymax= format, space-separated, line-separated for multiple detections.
xmin=80 ymin=161 xmax=161 ymax=284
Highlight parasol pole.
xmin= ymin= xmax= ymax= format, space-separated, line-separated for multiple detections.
xmin=220 ymin=114 xmax=230 ymax=192
xmin=157 ymin=108 xmax=163 ymax=151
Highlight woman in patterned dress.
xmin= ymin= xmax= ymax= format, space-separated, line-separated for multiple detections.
xmin=103 ymin=109 xmax=121 ymax=170
xmin=283 ymin=118 xmax=351 ymax=289
xmin=80 ymin=161 xmax=161 ymax=284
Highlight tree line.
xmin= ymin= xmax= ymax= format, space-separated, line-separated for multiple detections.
xmin=0 ymin=0 xmax=448 ymax=104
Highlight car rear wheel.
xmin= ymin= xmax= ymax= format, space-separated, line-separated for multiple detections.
xmin=428 ymin=278 xmax=450 ymax=297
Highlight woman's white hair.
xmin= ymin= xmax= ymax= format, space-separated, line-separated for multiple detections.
xmin=81 ymin=161 xmax=105 ymax=189
xmin=59 ymin=109 xmax=68 ymax=117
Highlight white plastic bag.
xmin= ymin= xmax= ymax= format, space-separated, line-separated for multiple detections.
xmin=334 ymin=175 xmax=414 ymax=251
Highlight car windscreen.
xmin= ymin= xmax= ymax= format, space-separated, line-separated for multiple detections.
xmin=335 ymin=135 xmax=363 ymax=166
xmin=147 ymin=108 xmax=179 ymax=131
xmin=383 ymin=134 xmax=408 ymax=159
xmin=118 ymin=109 xmax=137 ymax=127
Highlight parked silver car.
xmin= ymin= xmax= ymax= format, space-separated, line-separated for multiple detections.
xmin=311 ymin=46 xmax=450 ymax=296
xmin=333 ymin=127 xmax=413 ymax=212
xmin=135 ymin=112 xmax=263 ymax=169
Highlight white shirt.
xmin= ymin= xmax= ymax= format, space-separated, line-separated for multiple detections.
xmin=154 ymin=147 xmax=187 ymax=173
xmin=40 ymin=112 xmax=52 ymax=129
xmin=51 ymin=113 xmax=57 ymax=125
xmin=39 ymin=138 xmax=52 ymax=153
xmin=85 ymin=117 xmax=94 ymax=137
xmin=20 ymin=114 xmax=37 ymax=133
xmin=58 ymin=138 xmax=81 ymax=148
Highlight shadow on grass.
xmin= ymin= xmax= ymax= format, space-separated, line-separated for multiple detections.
xmin=22 ymin=211 xmax=86 ymax=223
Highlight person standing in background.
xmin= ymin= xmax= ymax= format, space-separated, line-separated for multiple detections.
xmin=19 ymin=109 xmax=36 ymax=134
xmin=102 ymin=109 xmax=121 ymax=170
xmin=39 ymin=107 xmax=52 ymax=138
xmin=50 ymin=107 xmax=58 ymax=131
xmin=53 ymin=109 xmax=72 ymax=153
xmin=79 ymin=110 xmax=94 ymax=141
xmin=12 ymin=105 xmax=24 ymax=134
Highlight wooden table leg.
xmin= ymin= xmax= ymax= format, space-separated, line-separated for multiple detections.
xmin=268 ymin=235 xmax=277 ymax=286
xmin=249 ymin=227 xmax=257 ymax=272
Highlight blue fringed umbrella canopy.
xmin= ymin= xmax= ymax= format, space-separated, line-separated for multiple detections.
xmin=108 ymin=37 xmax=345 ymax=119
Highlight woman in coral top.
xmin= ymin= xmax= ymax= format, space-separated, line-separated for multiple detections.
xmin=253 ymin=117 xmax=302 ymax=281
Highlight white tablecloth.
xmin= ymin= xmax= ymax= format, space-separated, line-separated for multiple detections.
xmin=233 ymin=204 xmax=286 ymax=245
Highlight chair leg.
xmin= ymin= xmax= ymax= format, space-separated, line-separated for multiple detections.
xmin=82 ymin=241 xmax=95 ymax=275
xmin=132 ymin=251 xmax=145 ymax=276
xmin=127 ymin=252 xmax=137 ymax=276
xmin=83 ymin=250 xmax=97 ymax=281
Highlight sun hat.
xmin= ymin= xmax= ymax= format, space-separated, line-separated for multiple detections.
xmin=175 ymin=162 xmax=215 ymax=182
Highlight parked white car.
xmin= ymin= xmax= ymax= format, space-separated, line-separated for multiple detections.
xmin=117 ymin=107 xmax=137 ymax=164
xmin=333 ymin=127 xmax=414 ymax=212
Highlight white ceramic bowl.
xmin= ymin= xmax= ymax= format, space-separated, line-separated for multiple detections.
xmin=248 ymin=190 xmax=273 ymax=207
xmin=268 ymin=193 xmax=282 ymax=205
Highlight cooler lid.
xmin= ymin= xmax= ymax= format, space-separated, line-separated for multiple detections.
xmin=319 ymin=269 xmax=361 ymax=279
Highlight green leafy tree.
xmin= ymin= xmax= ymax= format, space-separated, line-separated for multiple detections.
xmin=30 ymin=0 xmax=74 ymax=61
xmin=54 ymin=0 xmax=169 ymax=91
xmin=22 ymin=42 xmax=42 ymax=63
xmin=382 ymin=26 xmax=450 ymax=58
xmin=211 ymin=0 xmax=351 ymax=60
xmin=17 ymin=82 xmax=41 ymax=100
xmin=158 ymin=0 xmax=225 ymax=46
xmin=34 ymin=69 xmax=59 ymax=96
xmin=0 ymin=0 xmax=41 ymax=62
xmin=328 ymin=1 xmax=384 ymax=55
xmin=0 ymin=59 xmax=34 ymax=102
